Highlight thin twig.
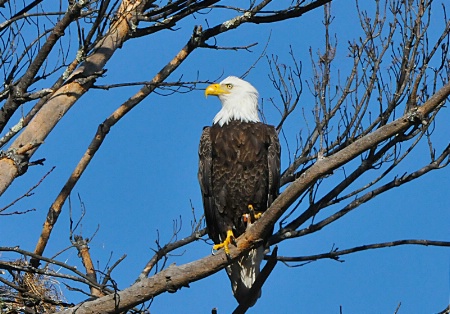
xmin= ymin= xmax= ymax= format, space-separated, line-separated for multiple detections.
xmin=275 ymin=239 xmax=450 ymax=264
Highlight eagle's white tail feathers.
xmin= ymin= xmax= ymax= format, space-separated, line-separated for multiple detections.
xmin=226 ymin=245 xmax=264 ymax=306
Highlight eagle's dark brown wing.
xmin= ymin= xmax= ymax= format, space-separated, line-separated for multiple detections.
xmin=267 ymin=125 xmax=281 ymax=207
xmin=198 ymin=126 xmax=221 ymax=244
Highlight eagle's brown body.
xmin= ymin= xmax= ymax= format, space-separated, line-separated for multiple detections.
xmin=198 ymin=119 xmax=280 ymax=305
xmin=198 ymin=120 xmax=280 ymax=245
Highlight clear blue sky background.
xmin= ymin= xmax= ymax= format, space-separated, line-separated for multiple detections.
xmin=1 ymin=1 xmax=450 ymax=313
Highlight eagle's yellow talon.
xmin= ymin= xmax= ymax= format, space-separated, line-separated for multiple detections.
xmin=243 ymin=204 xmax=262 ymax=224
xmin=213 ymin=230 xmax=235 ymax=255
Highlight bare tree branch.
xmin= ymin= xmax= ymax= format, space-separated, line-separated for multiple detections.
xmin=275 ymin=239 xmax=450 ymax=263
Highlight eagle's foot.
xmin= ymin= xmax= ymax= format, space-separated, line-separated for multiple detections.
xmin=212 ymin=230 xmax=235 ymax=255
xmin=243 ymin=204 xmax=262 ymax=224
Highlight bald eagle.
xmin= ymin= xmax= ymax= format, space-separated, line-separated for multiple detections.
xmin=198 ymin=76 xmax=280 ymax=305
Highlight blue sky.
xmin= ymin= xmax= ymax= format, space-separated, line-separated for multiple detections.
xmin=1 ymin=1 xmax=450 ymax=313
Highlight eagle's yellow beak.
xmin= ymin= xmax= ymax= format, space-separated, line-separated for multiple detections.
xmin=204 ymin=83 xmax=230 ymax=98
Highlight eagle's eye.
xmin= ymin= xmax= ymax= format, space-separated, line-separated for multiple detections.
xmin=225 ymin=83 xmax=233 ymax=89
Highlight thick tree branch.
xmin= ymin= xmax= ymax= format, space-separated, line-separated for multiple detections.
xmin=72 ymin=235 xmax=105 ymax=298
xmin=0 ymin=0 xmax=144 ymax=195
xmin=0 ymin=2 xmax=85 ymax=132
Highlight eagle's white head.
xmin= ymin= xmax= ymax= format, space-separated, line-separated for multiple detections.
xmin=204 ymin=76 xmax=260 ymax=126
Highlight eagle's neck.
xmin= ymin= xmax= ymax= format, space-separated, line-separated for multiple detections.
xmin=213 ymin=94 xmax=260 ymax=126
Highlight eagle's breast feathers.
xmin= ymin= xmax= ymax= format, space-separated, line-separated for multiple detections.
xmin=199 ymin=120 xmax=280 ymax=244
